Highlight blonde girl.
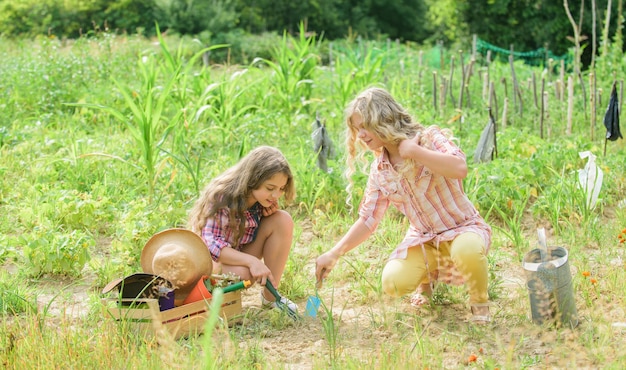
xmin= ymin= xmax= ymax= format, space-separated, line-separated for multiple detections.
xmin=315 ymin=87 xmax=492 ymax=323
xmin=189 ymin=146 xmax=297 ymax=310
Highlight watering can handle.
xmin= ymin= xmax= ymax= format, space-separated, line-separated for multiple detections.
xmin=537 ymin=228 xmax=548 ymax=261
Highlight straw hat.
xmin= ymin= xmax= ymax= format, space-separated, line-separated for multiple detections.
xmin=140 ymin=228 xmax=212 ymax=302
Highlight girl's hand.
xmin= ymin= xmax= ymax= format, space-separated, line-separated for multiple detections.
xmin=262 ymin=201 xmax=279 ymax=217
xmin=315 ymin=250 xmax=340 ymax=286
xmin=398 ymin=132 xmax=421 ymax=159
xmin=249 ymin=260 xmax=275 ymax=287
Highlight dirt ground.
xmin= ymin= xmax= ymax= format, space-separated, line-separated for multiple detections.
xmin=24 ymin=254 xmax=528 ymax=368
xmin=16 ymin=228 xmax=626 ymax=369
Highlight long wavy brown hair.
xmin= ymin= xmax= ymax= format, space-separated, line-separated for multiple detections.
xmin=187 ymin=146 xmax=295 ymax=246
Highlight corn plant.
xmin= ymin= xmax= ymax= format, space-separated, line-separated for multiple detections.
xmin=66 ymin=51 xmax=180 ymax=196
xmin=191 ymin=69 xmax=260 ymax=145
xmin=330 ymin=41 xmax=386 ymax=112
xmin=252 ymin=21 xmax=319 ymax=113
xmin=154 ymin=23 xmax=229 ymax=109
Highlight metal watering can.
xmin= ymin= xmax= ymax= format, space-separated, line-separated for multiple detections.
xmin=521 ymin=229 xmax=579 ymax=328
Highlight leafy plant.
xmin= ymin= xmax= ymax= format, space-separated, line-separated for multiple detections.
xmin=492 ymin=188 xmax=532 ymax=262
xmin=317 ymin=289 xmax=344 ymax=365
xmin=0 ymin=273 xmax=36 ymax=315
xmin=21 ymin=229 xmax=93 ymax=277
xmin=253 ymin=21 xmax=320 ymax=113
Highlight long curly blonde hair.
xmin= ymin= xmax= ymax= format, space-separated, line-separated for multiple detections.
xmin=343 ymin=87 xmax=453 ymax=205
xmin=187 ymin=146 xmax=295 ymax=246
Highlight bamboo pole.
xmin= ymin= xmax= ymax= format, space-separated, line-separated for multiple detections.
xmin=540 ymin=77 xmax=546 ymax=139
xmin=472 ymin=34 xmax=477 ymax=60
xmin=432 ymin=71 xmax=438 ymax=113
xmin=439 ymin=40 xmax=444 ymax=71
xmin=501 ymin=77 xmax=508 ymax=124
xmin=567 ymin=75 xmax=574 ymax=135
xmin=458 ymin=50 xmax=465 ymax=111
xmin=482 ymin=69 xmax=489 ymax=102
xmin=543 ymin=91 xmax=552 ymax=138
xmin=509 ymin=47 xmax=517 ymax=110
xmin=449 ymin=55 xmax=456 ymax=105
xmin=487 ymin=51 xmax=492 ymax=100
xmin=560 ymin=60 xmax=565 ymax=100
xmin=590 ymin=72 xmax=596 ymax=141
xmin=563 ymin=0 xmax=581 ymax=73
xmin=418 ymin=50 xmax=423 ymax=90
xmin=440 ymin=80 xmax=446 ymax=117
xmin=491 ymin=108 xmax=498 ymax=159
xmin=502 ymin=97 xmax=508 ymax=130
xmin=591 ymin=0 xmax=597 ymax=69
xmin=489 ymin=81 xmax=498 ymax=120
xmin=564 ymin=0 xmax=588 ymax=116
xmin=532 ymin=72 xmax=538 ymax=109
xmin=501 ymin=78 xmax=508 ymax=101
xmin=509 ymin=51 xmax=523 ymax=116
xmin=329 ymin=42 xmax=334 ymax=97
xmin=465 ymin=58 xmax=474 ymax=109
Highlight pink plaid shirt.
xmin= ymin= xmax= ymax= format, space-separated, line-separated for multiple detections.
xmin=201 ymin=203 xmax=264 ymax=261
xmin=358 ymin=127 xmax=492 ymax=260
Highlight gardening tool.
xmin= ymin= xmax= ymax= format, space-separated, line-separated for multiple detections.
xmin=264 ymin=280 xmax=300 ymax=321
xmin=305 ymin=293 xmax=321 ymax=318
xmin=305 ymin=268 xmax=325 ymax=318
xmin=222 ymin=280 xmax=252 ymax=293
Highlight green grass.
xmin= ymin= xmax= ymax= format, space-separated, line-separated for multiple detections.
xmin=1 ymin=30 xmax=626 ymax=368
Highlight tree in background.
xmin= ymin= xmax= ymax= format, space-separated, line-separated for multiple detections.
xmin=426 ymin=0 xmax=469 ymax=45
xmin=0 ymin=0 xmax=622 ymax=69
xmin=233 ymin=0 xmax=429 ymax=42
xmin=458 ymin=0 xmax=621 ymax=68
xmin=155 ymin=0 xmax=238 ymax=36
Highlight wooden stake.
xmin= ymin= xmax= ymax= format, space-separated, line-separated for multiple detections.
xmin=449 ymin=55 xmax=456 ymax=105
xmin=490 ymin=81 xmax=498 ymax=120
xmin=590 ymin=73 xmax=596 ymax=141
xmin=432 ymin=71 xmax=438 ymax=113
xmin=502 ymin=97 xmax=508 ymax=130
xmin=458 ymin=50 xmax=465 ymax=111
xmin=532 ymin=72 xmax=538 ymax=109
xmin=540 ymin=77 xmax=546 ymax=139
xmin=567 ymin=75 xmax=574 ymax=135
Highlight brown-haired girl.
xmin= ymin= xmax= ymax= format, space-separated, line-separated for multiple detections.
xmin=189 ymin=146 xmax=297 ymax=311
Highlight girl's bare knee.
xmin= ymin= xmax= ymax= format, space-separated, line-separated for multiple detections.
xmin=266 ymin=209 xmax=294 ymax=230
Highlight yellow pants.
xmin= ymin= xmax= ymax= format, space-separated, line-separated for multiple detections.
xmin=381 ymin=232 xmax=488 ymax=304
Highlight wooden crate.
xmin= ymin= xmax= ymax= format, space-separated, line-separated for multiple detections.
xmin=101 ymin=290 xmax=242 ymax=339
